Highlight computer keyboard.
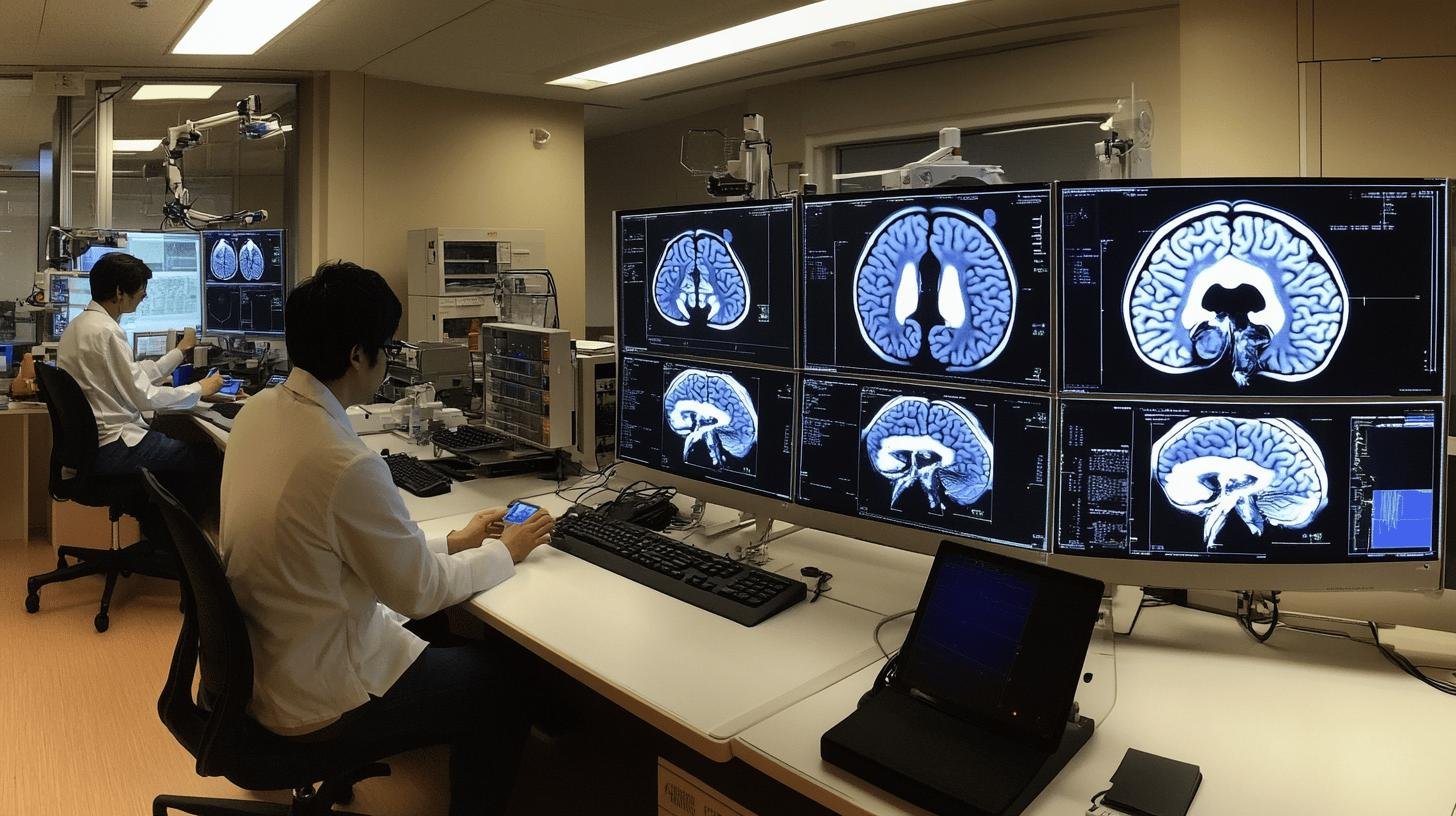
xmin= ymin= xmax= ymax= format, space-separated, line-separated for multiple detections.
xmin=550 ymin=512 xmax=806 ymax=626
xmin=382 ymin=452 xmax=451 ymax=498
xmin=210 ymin=402 xmax=244 ymax=420
xmin=431 ymin=425 xmax=512 ymax=454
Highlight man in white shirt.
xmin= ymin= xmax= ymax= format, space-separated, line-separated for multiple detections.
xmin=57 ymin=252 xmax=225 ymax=503
xmin=219 ymin=261 xmax=553 ymax=816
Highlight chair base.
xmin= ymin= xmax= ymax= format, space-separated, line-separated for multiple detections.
xmin=153 ymin=763 xmax=390 ymax=816
xmin=25 ymin=539 xmax=178 ymax=632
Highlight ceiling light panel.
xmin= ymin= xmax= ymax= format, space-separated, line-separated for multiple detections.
xmin=132 ymin=84 xmax=222 ymax=101
xmin=548 ymin=0 xmax=971 ymax=89
xmin=173 ymin=0 xmax=323 ymax=56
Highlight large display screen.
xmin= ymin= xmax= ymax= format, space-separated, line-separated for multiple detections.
xmin=1056 ymin=399 xmax=1443 ymax=564
xmin=617 ymin=201 xmax=795 ymax=367
xmin=801 ymin=184 xmax=1052 ymax=389
xmin=1059 ymin=179 xmax=1447 ymax=397
xmin=61 ymin=231 xmax=203 ymax=344
xmin=797 ymin=375 xmax=1051 ymax=551
xmin=202 ymin=229 xmax=287 ymax=336
xmin=617 ymin=354 xmax=796 ymax=500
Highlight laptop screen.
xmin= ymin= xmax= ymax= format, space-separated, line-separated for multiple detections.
xmin=894 ymin=542 xmax=1104 ymax=749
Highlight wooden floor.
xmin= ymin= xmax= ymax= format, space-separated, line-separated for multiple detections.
xmin=0 ymin=535 xmax=646 ymax=816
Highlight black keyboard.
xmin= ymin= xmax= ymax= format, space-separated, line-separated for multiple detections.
xmin=210 ymin=402 xmax=244 ymax=419
xmin=431 ymin=425 xmax=512 ymax=454
xmin=383 ymin=453 xmax=451 ymax=498
xmin=551 ymin=513 xmax=806 ymax=626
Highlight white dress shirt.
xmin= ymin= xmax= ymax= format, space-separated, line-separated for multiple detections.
xmin=56 ymin=302 xmax=199 ymax=447
xmin=219 ymin=368 xmax=514 ymax=734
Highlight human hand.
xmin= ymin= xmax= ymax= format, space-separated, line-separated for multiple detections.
xmin=176 ymin=327 xmax=198 ymax=354
xmin=498 ymin=509 xmax=554 ymax=564
xmin=197 ymin=371 xmax=225 ymax=397
xmin=446 ymin=507 xmax=509 ymax=554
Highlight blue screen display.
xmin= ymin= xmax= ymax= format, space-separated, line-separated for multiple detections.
xmin=504 ymin=502 xmax=540 ymax=525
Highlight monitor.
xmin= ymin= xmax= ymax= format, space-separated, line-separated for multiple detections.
xmin=202 ymin=229 xmax=287 ymax=336
xmin=616 ymin=200 xmax=795 ymax=368
xmin=132 ymin=331 xmax=172 ymax=360
xmin=65 ymin=231 xmax=204 ymax=344
xmin=1053 ymin=398 xmax=1444 ymax=590
xmin=616 ymin=353 xmax=795 ymax=501
xmin=801 ymin=184 xmax=1052 ymax=390
xmin=1058 ymin=178 xmax=1447 ymax=397
xmin=797 ymin=375 xmax=1051 ymax=552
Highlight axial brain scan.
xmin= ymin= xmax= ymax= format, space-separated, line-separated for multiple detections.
xmin=1124 ymin=202 xmax=1347 ymax=386
xmin=854 ymin=206 xmax=1016 ymax=372
xmin=239 ymin=238 xmax=265 ymax=281
xmin=862 ymin=396 xmax=993 ymax=511
xmin=1152 ymin=415 xmax=1329 ymax=550
xmin=651 ymin=229 xmax=750 ymax=330
xmin=210 ymin=240 xmax=238 ymax=281
xmin=663 ymin=369 xmax=759 ymax=467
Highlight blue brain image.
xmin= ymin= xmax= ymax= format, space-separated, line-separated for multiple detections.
xmin=853 ymin=207 xmax=1016 ymax=371
xmin=663 ymin=369 xmax=758 ymax=467
xmin=210 ymin=240 xmax=238 ymax=281
xmin=239 ymin=239 xmax=265 ymax=281
xmin=1151 ymin=415 xmax=1328 ymax=550
xmin=1123 ymin=201 xmax=1348 ymax=387
xmin=651 ymin=229 xmax=750 ymax=331
xmin=862 ymin=396 xmax=992 ymax=512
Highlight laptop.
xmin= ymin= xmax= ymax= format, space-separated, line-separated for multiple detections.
xmin=822 ymin=541 xmax=1105 ymax=816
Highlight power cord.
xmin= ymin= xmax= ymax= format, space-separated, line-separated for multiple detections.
xmin=1367 ymin=621 xmax=1456 ymax=696
xmin=874 ymin=610 xmax=915 ymax=660
xmin=1235 ymin=590 xmax=1279 ymax=643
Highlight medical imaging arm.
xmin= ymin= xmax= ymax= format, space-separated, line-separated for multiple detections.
xmin=162 ymin=94 xmax=293 ymax=230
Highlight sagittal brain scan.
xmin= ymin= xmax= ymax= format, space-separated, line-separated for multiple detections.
xmin=1060 ymin=180 xmax=1447 ymax=396
xmin=797 ymin=376 xmax=1050 ymax=551
xmin=802 ymin=186 xmax=1051 ymax=389
xmin=1056 ymin=399 xmax=1442 ymax=563
xmin=663 ymin=368 xmax=759 ymax=467
xmin=1124 ymin=202 xmax=1347 ymax=387
xmin=1150 ymin=416 xmax=1328 ymax=551
xmin=617 ymin=201 xmax=794 ymax=367
xmin=209 ymin=239 xmax=238 ymax=281
xmin=616 ymin=355 xmax=795 ymax=500
xmin=862 ymin=396 xmax=993 ymax=512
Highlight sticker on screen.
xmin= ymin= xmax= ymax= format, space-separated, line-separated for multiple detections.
xmin=503 ymin=501 xmax=541 ymax=525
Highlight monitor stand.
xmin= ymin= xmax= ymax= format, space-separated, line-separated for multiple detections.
xmin=693 ymin=500 xmax=804 ymax=566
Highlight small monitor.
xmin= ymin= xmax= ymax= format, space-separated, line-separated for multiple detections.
xmin=616 ymin=353 xmax=795 ymax=500
xmin=616 ymin=200 xmax=795 ymax=367
xmin=202 ymin=229 xmax=287 ymax=336
xmin=1055 ymin=399 xmax=1443 ymax=576
xmin=800 ymin=184 xmax=1052 ymax=390
xmin=1058 ymin=178 xmax=1447 ymax=397
xmin=797 ymin=375 xmax=1051 ymax=551
xmin=132 ymin=331 xmax=172 ymax=361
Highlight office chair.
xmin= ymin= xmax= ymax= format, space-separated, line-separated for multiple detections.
xmin=23 ymin=362 xmax=178 ymax=632
xmin=142 ymin=471 xmax=390 ymax=816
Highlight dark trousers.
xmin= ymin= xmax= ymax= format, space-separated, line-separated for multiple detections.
xmin=304 ymin=640 xmax=531 ymax=816
xmin=94 ymin=422 xmax=222 ymax=528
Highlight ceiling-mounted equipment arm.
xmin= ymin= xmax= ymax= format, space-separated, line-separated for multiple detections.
xmin=162 ymin=94 xmax=293 ymax=230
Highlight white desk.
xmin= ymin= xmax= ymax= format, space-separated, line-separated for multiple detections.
xmin=733 ymin=604 xmax=1456 ymax=816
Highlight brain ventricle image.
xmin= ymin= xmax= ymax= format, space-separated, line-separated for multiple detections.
xmin=1123 ymin=201 xmax=1347 ymax=387
xmin=1151 ymin=415 xmax=1329 ymax=550
xmin=663 ymin=369 xmax=759 ymax=467
xmin=652 ymin=229 xmax=750 ymax=330
xmin=861 ymin=396 xmax=993 ymax=512
xmin=210 ymin=239 xmax=238 ymax=281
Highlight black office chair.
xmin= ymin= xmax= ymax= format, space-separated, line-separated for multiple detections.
xmin=24 ymin=362 xmax=178 ymax=632
xmin=142 ymin=471 xmax=390 ymax=816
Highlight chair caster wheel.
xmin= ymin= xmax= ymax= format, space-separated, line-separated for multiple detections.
xmin=25 ymin=593 xmax=39 ymax=614
xmin=94 ymin=613 xmax=109 ymax=633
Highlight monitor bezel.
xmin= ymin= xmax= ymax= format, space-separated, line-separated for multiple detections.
xmin=200 ymin=228 xmax=289 ymax=338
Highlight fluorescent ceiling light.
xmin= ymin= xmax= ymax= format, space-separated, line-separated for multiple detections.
xmin=113 ymin=139 xmax=162 ymax=153
xmin=979 ymin=120 xmax=1103 ymax=136
xmin=131 ymin=84 xmax=222 ymax=101
xmin=173 ymin=0 xmax=323 ymax=55
xmin=548 ymin=0 xmax=971 ymax=89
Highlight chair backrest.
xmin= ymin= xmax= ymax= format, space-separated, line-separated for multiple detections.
xmin=33 ymin=362 xmax=101 ymax=500
xmin=143 ymin=470 xmax=256 ymax=778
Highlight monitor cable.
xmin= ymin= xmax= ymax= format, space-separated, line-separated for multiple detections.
xmin=1235 ymin=590 xmax=1279 ymax=643
xmin=1367 ymin=621 xmax=1456 ymax=697
xmin=874 ymin=609 xmax=916 ymax=660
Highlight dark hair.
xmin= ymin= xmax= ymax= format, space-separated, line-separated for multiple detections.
xmin=285 ymin=261 xmax=402 ymax=381
xmin=89 ymin=253 xmax=152 ymax=301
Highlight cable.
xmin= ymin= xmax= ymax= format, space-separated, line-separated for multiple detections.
xmin=1367 ymin=621 xmax=1456 ymax=696
xmin=1122 ymin=597 xmax=1171 ymax=637
xmin=1236 ymin=591 xmax=1279 ymax=643
xmin=874 ymin=610 xmax=915 ymax=660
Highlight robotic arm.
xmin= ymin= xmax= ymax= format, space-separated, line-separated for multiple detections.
xmin=163 ymin=94 xmax=293 ymax=230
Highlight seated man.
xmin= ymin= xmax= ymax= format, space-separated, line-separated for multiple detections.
xmin=219 ymin=260 xmax=554 ymax=816
xmin=57 ymin=252 xmax=224 ymax=495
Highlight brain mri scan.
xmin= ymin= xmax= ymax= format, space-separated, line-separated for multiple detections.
xmin=1124 ymin=201 xmax=1347 ymax=387
xmin=854 ymin=206 xmax=1016 ymax=373
xmin=1152 ymin=415 xmax=1329 ymax=550
xmin=239 ymin=239 xmax=265 ymax=281
xmin=663 ymin=369 xmax=759 ymax=467
xmin=862 ymin=396 xmax=993 ymax=511
xmin=210 ymin=240 xmax=238 ymax=281
xmin=651 ymin=229 xmax=750 ymax=330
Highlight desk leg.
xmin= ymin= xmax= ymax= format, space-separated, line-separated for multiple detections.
xmin=27 ymin=413 xmax=49 ymax=540
xmin=0 ymin=414 xmax=27 ymax=544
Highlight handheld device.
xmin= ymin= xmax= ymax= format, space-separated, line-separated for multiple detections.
xmin=218 ymin=378 xmax=243 ymax=398
xmin=503 ymin=501 xmax=541 ymax=525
